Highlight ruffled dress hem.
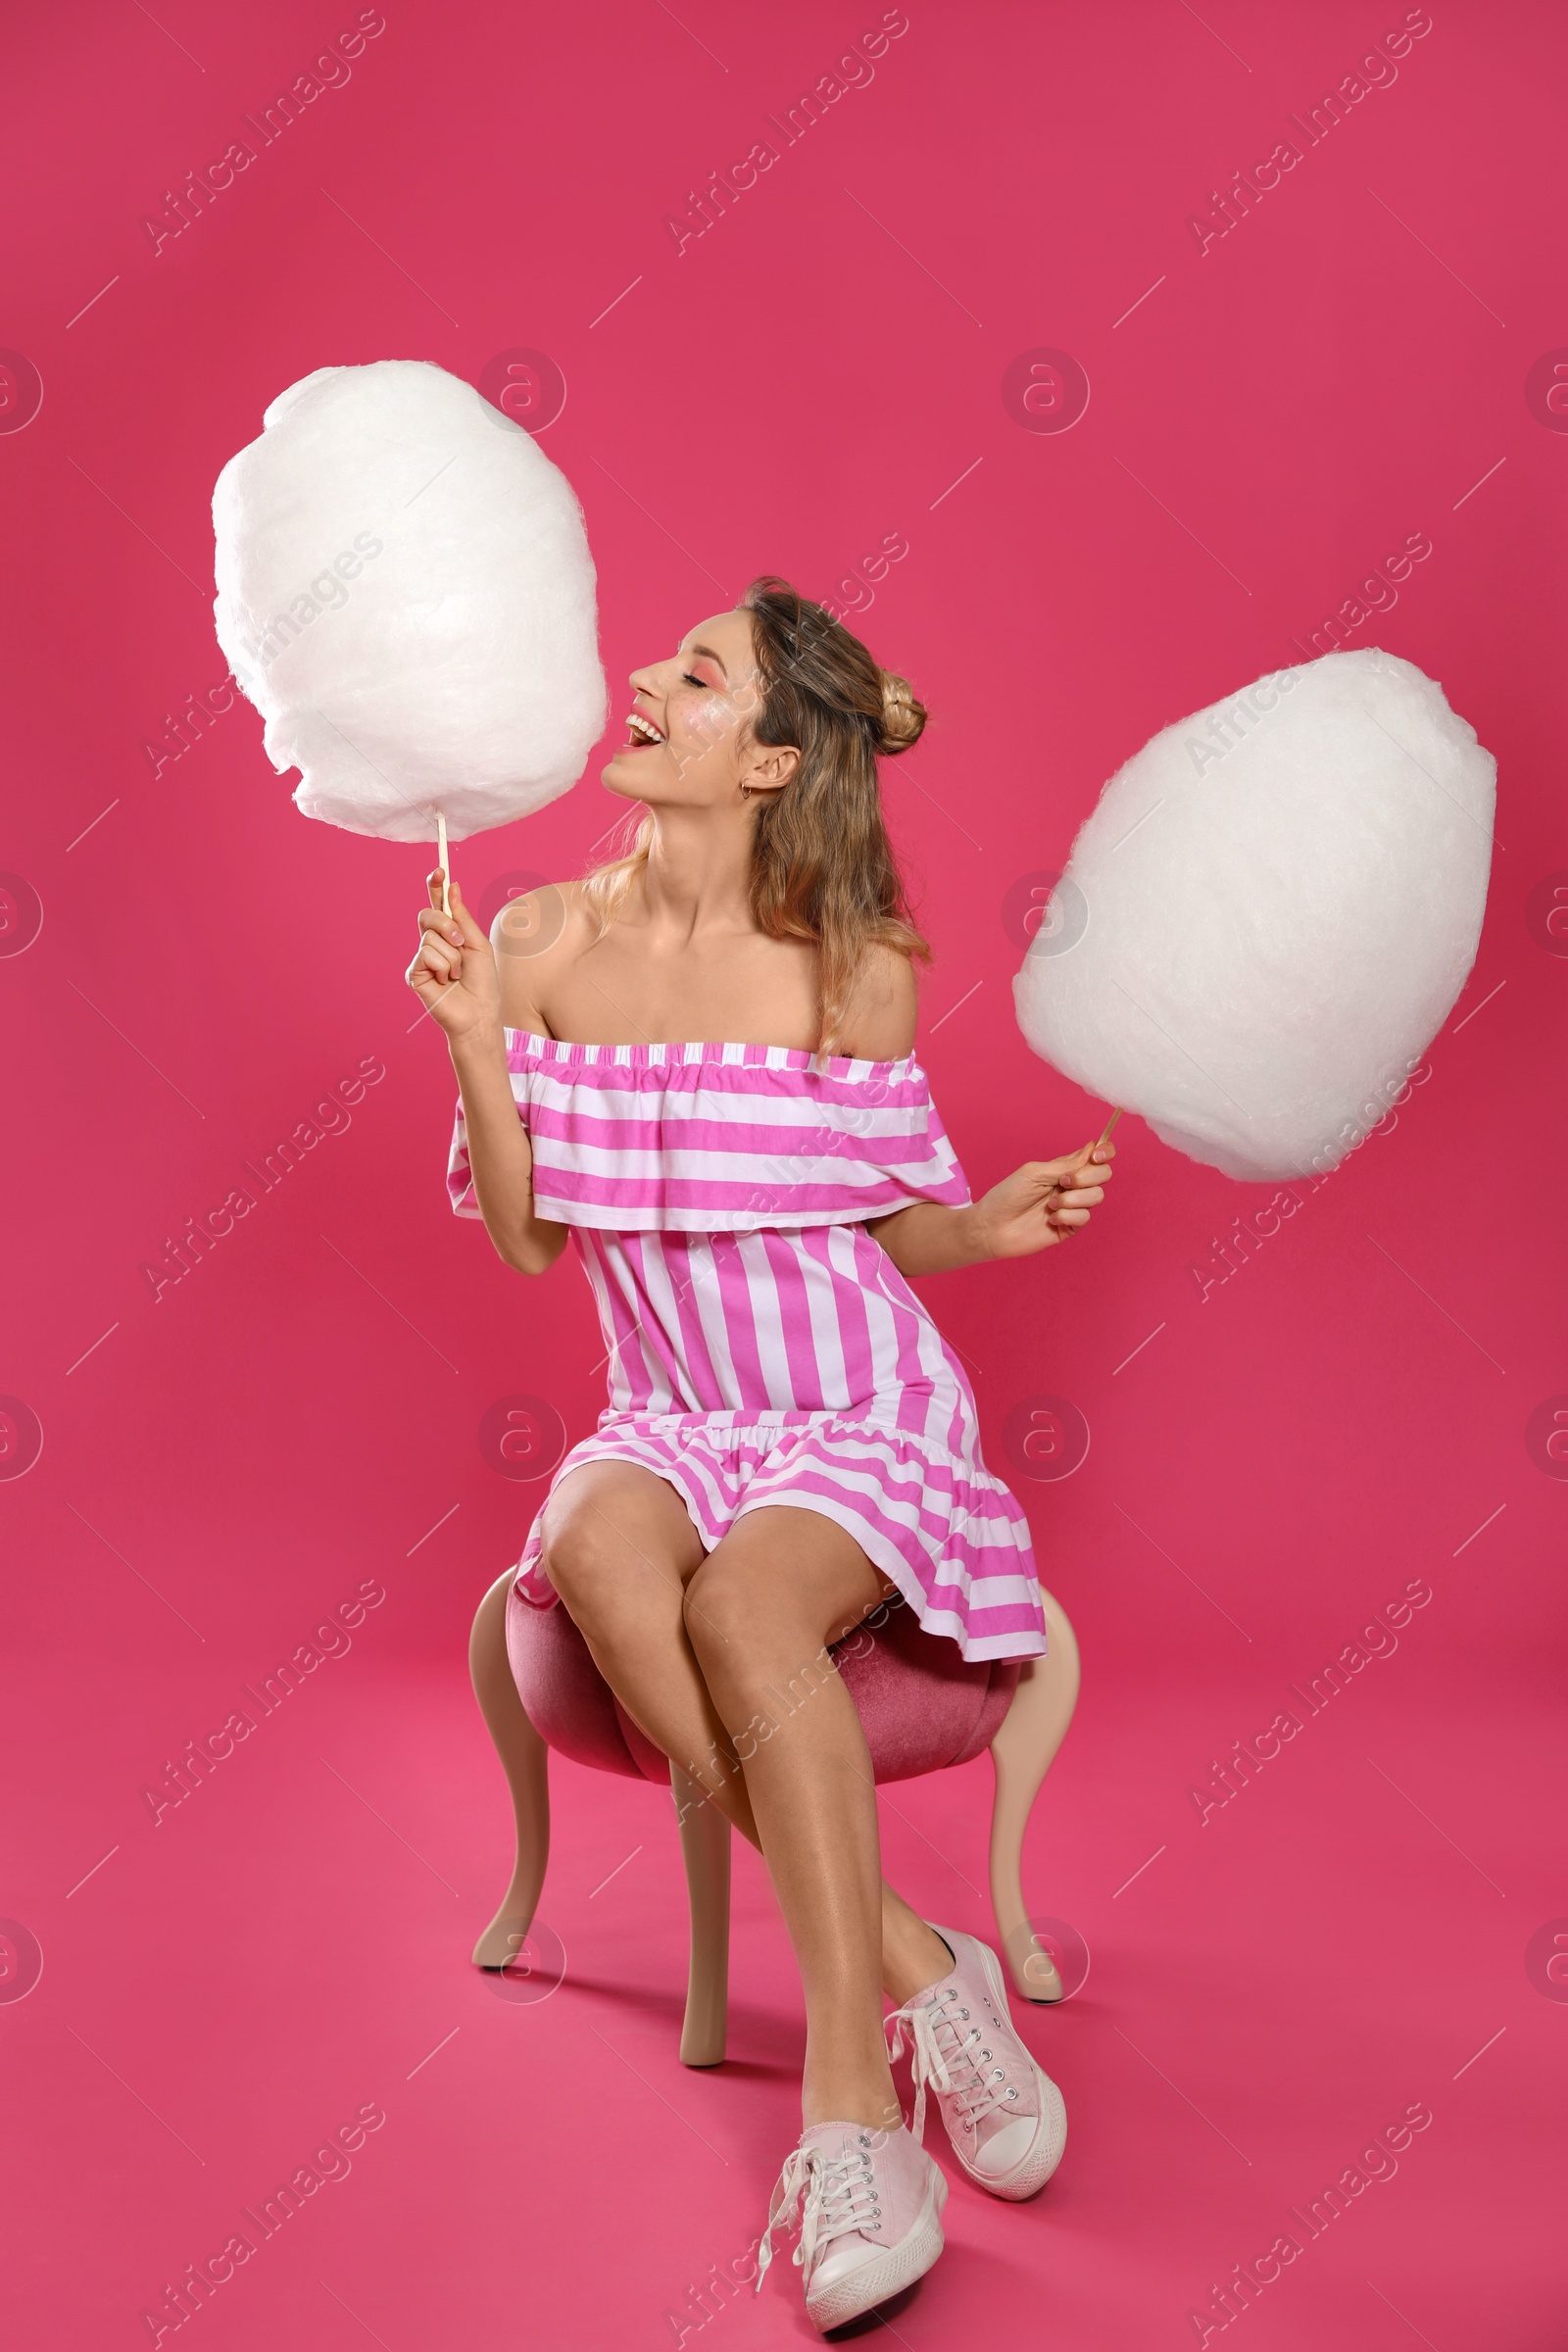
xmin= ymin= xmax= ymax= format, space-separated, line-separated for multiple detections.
xmin=509 ymin=1410 xmax=1050 ymax=1665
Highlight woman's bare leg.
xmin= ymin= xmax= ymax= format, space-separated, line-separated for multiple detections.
xmin=539 ymin=1465 xmax=952 ymax=2021
xmin=682 ymin=1504 xmax=952 ymax=2132
xmin=537 ymin=1461 xmax=755 ymax=1828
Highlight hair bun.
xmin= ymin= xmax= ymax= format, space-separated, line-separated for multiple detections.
xmin=876 ymin=670 xmax=926 ymax=755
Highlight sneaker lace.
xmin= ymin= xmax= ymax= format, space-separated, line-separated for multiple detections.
xmin=886 ymin=1990 xmax=1016 ymax=2142
xmin=755 ymin=2141 xmax=883 ymax=2292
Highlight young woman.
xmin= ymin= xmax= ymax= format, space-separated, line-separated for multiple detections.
xmin=408 ymin=579 xmax=1113 ymax=2332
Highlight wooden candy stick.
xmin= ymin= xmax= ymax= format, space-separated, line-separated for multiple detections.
xmin=436 ymin=810 xmax=451 ymax=918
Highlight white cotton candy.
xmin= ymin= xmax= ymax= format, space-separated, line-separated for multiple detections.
xmin=212 ymin=360 xmax=606 ymax=843
xmin=1013 ymin=648 xmax=1495 ymax=1180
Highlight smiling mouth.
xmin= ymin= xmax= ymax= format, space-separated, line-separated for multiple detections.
xmin=624 ymin=710 xmax=664 ymax=750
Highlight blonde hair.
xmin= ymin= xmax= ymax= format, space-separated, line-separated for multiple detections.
xmin=582 ymin=577 xmax=930 ymax=1054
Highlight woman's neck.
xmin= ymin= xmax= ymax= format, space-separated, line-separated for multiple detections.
xmin=635 ymin=804 xmax=758 ymax=942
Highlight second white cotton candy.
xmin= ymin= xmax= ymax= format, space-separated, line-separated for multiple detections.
xmin=213 ymin=359 xmax=607 ymax=843
xmin=1012 ymin=648 xmax=1495 ymax=1180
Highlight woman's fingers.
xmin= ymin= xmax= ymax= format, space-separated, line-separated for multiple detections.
xmin=417 ymin=901 xmax=466 ymax=951
xmin=409 ymin=873 xmax=499 ymax=1036
xmin=424 ymin=870 xmax=490 ymax=952
xmin=405 ymin=955 xmax=448 ymax=1003
xmin=1031 ymin=1144 xmax=1114 ymax=1185
xmin=409 ymin=931 xmax=459 ymax=987
xmin=1032 ymin=1172 xmax=1107 ymax=1210
xmin=446 ymin=875 xmax=490 ymax=950
xmin=1046 ymin=1171 xmax=1104 ymax=1233
xmin=994 ymin=1138 xmax=1115 ymax=1246
xmin=415 ymin=893 xmax=490 ymax=981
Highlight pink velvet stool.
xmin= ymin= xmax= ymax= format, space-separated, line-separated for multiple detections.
xmin=468 ymin=1569 xmax=1082 ymax=2064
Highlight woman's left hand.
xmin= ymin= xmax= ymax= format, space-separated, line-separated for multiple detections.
xmin=970 ymin=1140 xmax=1115 ymax=1259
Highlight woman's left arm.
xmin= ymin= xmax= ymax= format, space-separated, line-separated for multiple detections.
xmin=866 ymin=1140 xmax=1115 ymax=1275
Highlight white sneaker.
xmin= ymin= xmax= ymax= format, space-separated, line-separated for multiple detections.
xmin=757 ymin=2117 xmax=948 ymax=2331
xmin=886 ymin=1924 xmax=1067 ymax=2199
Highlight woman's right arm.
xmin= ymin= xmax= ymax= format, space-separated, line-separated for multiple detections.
xmin=407 ymin=869 xmax=568 ymax=1276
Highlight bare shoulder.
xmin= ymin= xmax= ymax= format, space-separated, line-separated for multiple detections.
xmin=836 ymin=943 xmax=919 ymax=1061
xmin=491 ymin=877 xmax=600 ymax=1033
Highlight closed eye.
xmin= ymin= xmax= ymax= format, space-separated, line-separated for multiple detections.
xmin=682 ymin=672 xmax=707 ymax=687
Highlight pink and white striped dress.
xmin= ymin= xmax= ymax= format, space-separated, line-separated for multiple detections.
xmin=448 ymin=1030 xmax=1047 ymax=1661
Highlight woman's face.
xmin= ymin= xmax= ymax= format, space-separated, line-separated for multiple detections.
xmin=601 ymin=610 xmax=797 ymax=808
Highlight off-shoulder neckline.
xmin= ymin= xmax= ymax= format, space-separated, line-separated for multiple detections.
xmin=502 ymin=1025 xmax=922 ymax=1083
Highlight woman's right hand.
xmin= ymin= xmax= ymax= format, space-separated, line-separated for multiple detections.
xmin=406 ymin=870 xmax=501 ymax=1042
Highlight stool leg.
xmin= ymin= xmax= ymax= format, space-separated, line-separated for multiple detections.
xmin=671 ymin=1766 xmax=730 ymax=2067
xmin=989 ymin=1586 xmax=1082 ymax=2002
xmin=469 ymin=1570 xmax=552 ymax=1970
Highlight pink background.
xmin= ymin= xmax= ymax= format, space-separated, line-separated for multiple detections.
xmin=3 ymin=1 xmax=1565 ymax=2343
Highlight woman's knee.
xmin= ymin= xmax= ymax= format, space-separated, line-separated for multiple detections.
xmin=683 ymin=1548 xmax=816 ymax=1679
xmin=538 ymin=1505 xmax=637 ymax=1624
xmin=684 ymin=1513 xmax=891 ymax=1668
xmin=539 ymin=1464 xmax=703 ymax=1617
